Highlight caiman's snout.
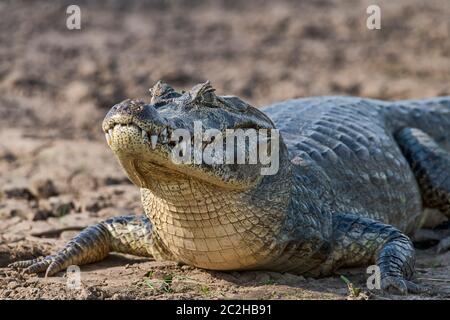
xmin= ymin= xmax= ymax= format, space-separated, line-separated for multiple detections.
xmin=102 ymin=99 xmax=171 ymax=153
xmin=102 ymin=99 xmax=167 ymax=132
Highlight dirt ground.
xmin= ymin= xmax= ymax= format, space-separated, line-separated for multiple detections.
xmin=0 ymin=0 xmax=449 ymax=300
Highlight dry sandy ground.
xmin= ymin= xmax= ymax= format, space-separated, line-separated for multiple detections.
xmin=0 ymin=0 xmax=449 ymax=300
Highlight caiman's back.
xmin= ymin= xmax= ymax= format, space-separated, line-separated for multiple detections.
xmin=262 ymin=96 xmax=450 ymax=234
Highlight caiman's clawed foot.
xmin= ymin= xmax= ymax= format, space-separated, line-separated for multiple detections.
xmin=326 ymin=213 xmax=425 ymax=295
xmin=9 ymin=222 xmax=111 ymax=276
xmin=381 ymin=276 xmax=429 ymax=295
xmin=9 ymin=255 xmax=72 ymax=277
xmin=9 ymin=215 xmax=153 ymax=276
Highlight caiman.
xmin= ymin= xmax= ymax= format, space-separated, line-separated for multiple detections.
xmin=10 ymin=81 xmax=450 ymax=294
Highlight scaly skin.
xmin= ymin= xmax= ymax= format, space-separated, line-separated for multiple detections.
xmin=10 ymin=81 xmax=450 ymax=294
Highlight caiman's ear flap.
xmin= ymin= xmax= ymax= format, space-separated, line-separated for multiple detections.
xmin=149 ymin=81 xmax=180 ymax=103
xmin=189 ymin=81 xmax=217 ymax=105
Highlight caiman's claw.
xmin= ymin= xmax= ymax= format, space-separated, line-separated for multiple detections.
xmin=8 ymin=255 xmax=63 ymax=276
xmin=381 ymin=276 xmax=429 ymax=295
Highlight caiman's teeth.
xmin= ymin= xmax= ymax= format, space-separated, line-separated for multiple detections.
xmin=108 ymin=129 xmax=113 ymax=137
xmin=142 ymin=130 xmax=149 ymax=142
xmin=151 ymin=135 xmax=158 ymax=149
xmin=160 ymin=128 xmax=168 ymax=142
xmin=105 ymin=133 xmax=111 ymax=146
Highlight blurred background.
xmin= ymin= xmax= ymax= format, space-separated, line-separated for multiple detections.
xmin=0 ymin=0 xmax=449 ymax=140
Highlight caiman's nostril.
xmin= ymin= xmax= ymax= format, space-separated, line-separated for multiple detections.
xmin=111 ymin=99 xmax=146 ymax=115
xmin=129 ymin=100 xmax=145 ymax=113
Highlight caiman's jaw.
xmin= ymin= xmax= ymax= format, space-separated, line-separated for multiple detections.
xmin=102 ymin=81 xmax=279 ymax=192
xmin=103 ymin=119 xmax=173 ymax=165
xmin=104 ymin=123 xmax=170 ymax=154
xmin=102 ymin=120 xmax=175 ymax=184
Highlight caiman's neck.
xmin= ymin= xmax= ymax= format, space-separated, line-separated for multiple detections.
xmin=139 ymin=175 xmax=290 ymax=270
xmin=142 ymin=178 xmax=245 ymax=217
xmin=140 ymin=157 xmax=293 ymax=222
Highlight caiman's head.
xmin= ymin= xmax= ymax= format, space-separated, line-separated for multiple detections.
xmin=102 ymin=81 xmax=286 ymax=193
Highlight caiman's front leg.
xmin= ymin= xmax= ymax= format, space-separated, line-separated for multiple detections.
xmin=319 ymin=213 xmax=424 ymax=295
xmin=9 ymin=215 xmax=154 ymax=276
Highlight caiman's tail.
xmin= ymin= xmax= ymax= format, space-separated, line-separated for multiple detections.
xmin=385 ymin=97 xmax=450 ymax=150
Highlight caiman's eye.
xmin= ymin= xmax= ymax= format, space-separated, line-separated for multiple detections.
xmin=234 ymin=121 xmax=261 ymax=130
xmin=188 ymin=94 xmax=219 ymax=109
xmin=221 ymin=96 xmax=249 ymax=112
xmin=153 ymin=101 xmax=167 ymax=109
xmin=202 ymin=99 xmax=219 ymax=108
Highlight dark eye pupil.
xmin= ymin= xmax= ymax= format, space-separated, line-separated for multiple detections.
xmin=153 ymin=101 xmax=166 ymax=109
